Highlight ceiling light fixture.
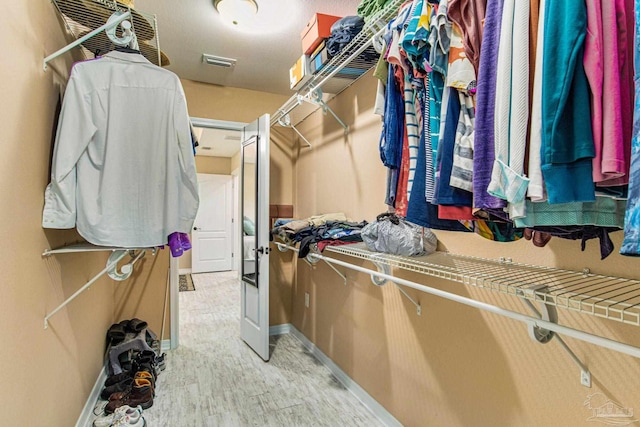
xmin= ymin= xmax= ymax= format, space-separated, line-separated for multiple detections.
xmin=213 ymin=0 xmax=258 ymax=27
xmin=202 ymin=53 xmax=237 ymax=68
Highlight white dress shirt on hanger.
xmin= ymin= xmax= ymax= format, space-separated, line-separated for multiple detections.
xmin=42 ymin=50 xmax=199 ymax=247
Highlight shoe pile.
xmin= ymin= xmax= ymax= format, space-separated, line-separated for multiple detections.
xmin=93 ymin=319 xmax=167 ymax=426
xmin=93 ymin=404 xmax=144 ymax=427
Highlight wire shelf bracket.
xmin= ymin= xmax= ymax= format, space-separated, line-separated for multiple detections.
xmin=42 ymin=244 xmax=156 ymax=329
xmin=46 ymin=0 xmax=163 ymax=68
xmin=519 ymin=285 xmax=591 ymax=387
xmin=276 ymin=242 xmax=347 ymax=285
xmin=43 ymin=10 xmax=131 ymax=70
xmin=274 ymin=241 xmax=639 ymax=383
xmin=277 ymin=111 xmax=312 ymax=149
xmin=270 ymin=0 xmax=404 ymax=139
xmin=302 ymin=243 xmax=640 ymax=386
xmin=322 ymin=247 xmax=640 ymax=355
xmin=369 ymin=256 xmax=421 ymax=315
xmin=305 ymin=89 xmax=349 ymax=135
xmin=308 ymin=252 xmax=347 ymax=286
xmin=277 ymin=242 xmax=419 ymax=311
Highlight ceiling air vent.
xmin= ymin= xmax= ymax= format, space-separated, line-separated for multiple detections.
xmin=202 ymin=54 xmax=236 ymax=68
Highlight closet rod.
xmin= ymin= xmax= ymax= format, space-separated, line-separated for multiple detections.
xmin=44 ymin=250 xmax=128 ymax=329
xmin=43 ymin=10 xmax=131 ymax=70
xmin=277 ymin=243 xmax=640 ymax=360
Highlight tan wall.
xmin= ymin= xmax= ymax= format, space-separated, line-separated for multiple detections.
xmin=195 ymin=155 xmax=232 ymax=175
xmin=269 ymin=127 xmax=296 ymax=325
xmin=182 ymin=79 xmax=290 ymax=123
xmin=2 ymin=5 xmax=290 ymax=425
xmin=0 ymin=4 xmax=154 ymax=426
xmin=289 ymin=72 xmax=640 ymax=426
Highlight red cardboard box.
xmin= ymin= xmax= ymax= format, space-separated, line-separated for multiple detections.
xmin=301 ymin=13 xmax=342 ymax=55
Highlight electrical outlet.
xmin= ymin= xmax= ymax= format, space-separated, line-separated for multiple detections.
xmin=305 ymin=292 xmax=310 ymax=308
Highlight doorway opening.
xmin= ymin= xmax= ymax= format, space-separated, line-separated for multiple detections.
xmin=170 ymin=117 xmax=245 ymax=349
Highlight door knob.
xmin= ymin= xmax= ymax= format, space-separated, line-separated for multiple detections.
xmin=193 ymin=226 xmax=199 ymax=231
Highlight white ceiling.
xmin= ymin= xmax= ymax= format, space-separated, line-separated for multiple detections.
xmin=134 ymin=0 xmax=362 ymax=95
xmin=194 ymin=127 xmax=241 ymax=157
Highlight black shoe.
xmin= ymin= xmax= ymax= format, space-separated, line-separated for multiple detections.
xmin=156 ymin=353 xmax=166 ymax=371
xmin=106 ymin=323 xmax=126 ymax=346
xmin=100 ymin=377 xmax=133 ymax=400
xmin=126 ymin=318 xmax=148 ymax=333
xmin=132 ymin=360 xmax=157 ymax=381
xmin=104 ymin=370 xmax=134 ymax=387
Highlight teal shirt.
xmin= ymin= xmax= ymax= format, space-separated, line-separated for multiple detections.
xmin=541 ymin=0 xmax=596 ymax=204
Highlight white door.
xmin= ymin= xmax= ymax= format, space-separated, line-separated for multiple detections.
xmin=191 ymin=174 xmax=233 ymax=273
xmin=240 ymin=114 xmax=270 ymax=361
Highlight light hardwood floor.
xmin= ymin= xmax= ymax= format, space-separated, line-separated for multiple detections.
xmin=141 ymin=271 xmax=386 ymax=426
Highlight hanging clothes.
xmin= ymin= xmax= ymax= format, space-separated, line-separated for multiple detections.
xmin=447 ymin=0 xmax=487 ymax=74
xmin=42 ymin=51 xmax=199 ymax=247
xmin=436 ymin=19 xmax=475 ymax=219
xmin=540 ymin=0 xmax=595 ymax=204
xmin=487 ymin=0 xmax=530 ymax=219
xmin=371 ymin=0 xmax=639 ymax=260
xmin=472 ymin=0 xmax=507 ymax=210
xmin=433 ymin=87 xmax=473 ymax=207
xmin=449 ymin=91 xmax=475 ymax=192
xmin=426 ymin=0 xmax=450 ymax=203
xmin=620 ymin=0 xmax=640 ymax=256
xmin=595 ymin=0 xmax=635 ymax=186
xmin=527 ymin=0 xmax=547 ymax=202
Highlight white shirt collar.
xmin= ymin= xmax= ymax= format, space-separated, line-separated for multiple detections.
xmin=103 ymin=50 xmax=153 ymax=65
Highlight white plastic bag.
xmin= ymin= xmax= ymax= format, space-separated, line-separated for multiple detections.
xmin=361 ymin=213 xmax=437 ymax=256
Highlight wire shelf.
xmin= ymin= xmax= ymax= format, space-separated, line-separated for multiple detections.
xmin=326 ymin=244 xmax=640 ymax=326
xmin=51 ymin=0 xmax=163 ymax=66
xmin=271 ymin=0 xmax=403 ymax=126
xmin=302 ymin=0 xmax=403 ymax=93
xmin=43 ymin=243 xmax=157 ymax=256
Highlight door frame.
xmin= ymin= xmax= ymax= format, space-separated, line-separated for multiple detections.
xmin=191 ymin=173 xmax=233 ymax=273
xmin=170 ymin=117 xmax=246 ymax=350
xmin=231 ymin=169 xmax=241 ymax=272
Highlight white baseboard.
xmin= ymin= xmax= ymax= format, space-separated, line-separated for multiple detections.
xmin=79 ymin=327 xmax=400 ymax=427
xmin=273 ymin=324 xmax=403 ymax=427
xmin=269 ymin=324 xmax=292 ymax=335
xmin=77 ymin=342 xmax=170 ymax=427
xmin=75 ymin=365 xmax=107 ymax=427
xmin=178 ymin=268 xmax=192 ymax=275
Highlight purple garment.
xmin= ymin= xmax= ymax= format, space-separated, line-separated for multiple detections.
xmin=179 ymin=233 xmax=192 ymax=250
xmin=472 ymin=0 xmax=507 ymax=209
xmin=168 ymin=232 xmax=192 ymax=257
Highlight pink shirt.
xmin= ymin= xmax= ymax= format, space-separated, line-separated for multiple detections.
xmin=584 ymin=0 xmax=634 ymax=185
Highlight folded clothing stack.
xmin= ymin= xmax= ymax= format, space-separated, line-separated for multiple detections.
xmin=270 ymin=212 xmax=368 ymax=258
